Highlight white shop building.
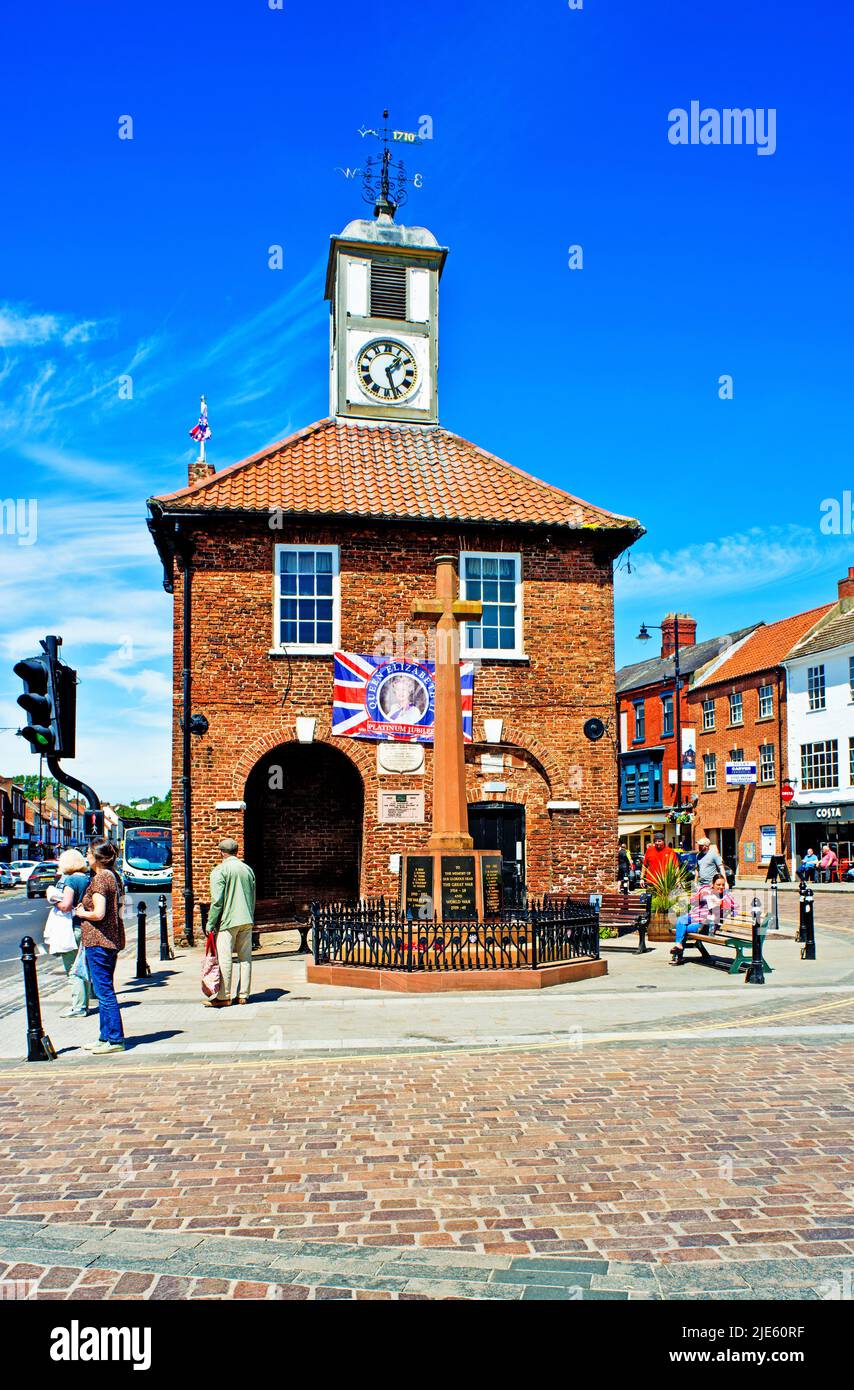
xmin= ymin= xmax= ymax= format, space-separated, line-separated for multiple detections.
xmin=782 ymin=567 xmax=854 ymax=872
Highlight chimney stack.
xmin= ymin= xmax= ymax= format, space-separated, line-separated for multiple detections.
xmin=660 ymin=613 xmax=697 ymax=659
xmin=188 ymin=459 xmax=216 ymax=486
xmin=838 ymin=567 xmax=854 ymax=612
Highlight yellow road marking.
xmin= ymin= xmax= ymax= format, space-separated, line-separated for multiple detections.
xmin=4 ymin=992 xmax=854 ymax=1080
xmin=672 ymin=991 xmax=854 ymax=1036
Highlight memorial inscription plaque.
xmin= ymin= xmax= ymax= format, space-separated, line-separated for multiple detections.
xmin=480 ymin=855 xmax=504 ymax=917
xmin=440 ymin=854 xmax=477 ymax=920
xmin=404 ymin=856 xmax=434 ymax=918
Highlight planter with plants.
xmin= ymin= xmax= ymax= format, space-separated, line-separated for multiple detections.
xmin=645 ymin=859 xmax=692 ymax=941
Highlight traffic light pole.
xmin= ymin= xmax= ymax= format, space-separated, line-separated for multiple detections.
xmin=45 ymin=757 xmax=100 ymax=813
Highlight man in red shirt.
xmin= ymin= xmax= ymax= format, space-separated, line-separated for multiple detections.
xmin=642 ymin=832 xmax=679 ymax=884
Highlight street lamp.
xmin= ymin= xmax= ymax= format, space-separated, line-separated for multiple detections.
xmin=638 ymin=617 xmax=688 ymax=848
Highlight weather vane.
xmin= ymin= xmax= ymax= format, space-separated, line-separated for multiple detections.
xmin=357 ymin=109 xmax=423 ymax=219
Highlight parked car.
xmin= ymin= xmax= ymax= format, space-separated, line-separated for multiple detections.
xmin=10 ymin=859 xmax=40 ymax=884
xmin=26 ymin=861 xmax=60 ymax=899
xmin=0 ymin=864 xmax=15 ymax=890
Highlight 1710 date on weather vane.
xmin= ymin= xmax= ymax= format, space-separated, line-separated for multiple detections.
xmin=335 ymin=110 xmax=432 ymax=216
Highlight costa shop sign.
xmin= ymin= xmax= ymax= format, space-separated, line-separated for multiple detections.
xmin=786 ymin=804 xmax=852 ymax=823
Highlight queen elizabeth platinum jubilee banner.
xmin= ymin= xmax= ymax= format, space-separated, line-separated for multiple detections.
xmin=332 ymin=652 xmax=474 ymax=743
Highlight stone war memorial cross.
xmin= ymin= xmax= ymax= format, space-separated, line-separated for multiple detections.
xmin=402 ymin=554 xmax=504 ymax=921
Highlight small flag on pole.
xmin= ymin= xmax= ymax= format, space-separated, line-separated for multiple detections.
xmin=189 ymin=395 xmax=212 ymax=457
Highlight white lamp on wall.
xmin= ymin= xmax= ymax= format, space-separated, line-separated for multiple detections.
xmin=295 ymin=717 xmax=316 ymax=744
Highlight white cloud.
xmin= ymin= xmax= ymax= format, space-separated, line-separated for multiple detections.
xmin=0 ymin=307 xmax=61 ymax=347
xmin=616 ymin=524 xmax=849 ymax=601
xmin=86 ymin=661 xmax=172 ymax=704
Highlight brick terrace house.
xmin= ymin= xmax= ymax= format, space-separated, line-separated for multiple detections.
xmin=0 ymin=779 xmax=30 ymax=862
xmin=148 ymin=206 xmax=643 ymax=938
xmin=688 ymin=604 xmax=832 ymax=877
xmin=616 ymin=616 xmax=759 ymax=857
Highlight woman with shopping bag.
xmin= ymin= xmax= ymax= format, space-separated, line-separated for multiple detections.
xmin=44 ymin=849 xmax=93 ymax=1018
xmin=74 ymin=840 xmax=126 ymax=1055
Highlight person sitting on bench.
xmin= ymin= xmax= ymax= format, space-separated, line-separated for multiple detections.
xmin=670 ymin=873 xmax=735 ymax=965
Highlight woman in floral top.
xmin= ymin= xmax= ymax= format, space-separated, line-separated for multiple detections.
xmin=74 ymin=839 xmax=126 ymax=1054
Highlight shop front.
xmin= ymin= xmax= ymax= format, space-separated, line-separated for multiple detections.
xmin=786 ymin=802 xmax=854 ymax=877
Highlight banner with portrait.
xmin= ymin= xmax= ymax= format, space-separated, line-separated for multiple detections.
xmin=332 ymin=653 xmax=474 ymax=743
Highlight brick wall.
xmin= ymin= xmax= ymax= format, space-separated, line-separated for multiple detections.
xmin=165 ymin=517 xmax=622 ymax=934
xmin=689 ymin=669 xmax=788 ymax=873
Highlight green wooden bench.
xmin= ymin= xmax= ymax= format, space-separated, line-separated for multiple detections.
xmin=682 ymin=913 xmax=773 ymax=975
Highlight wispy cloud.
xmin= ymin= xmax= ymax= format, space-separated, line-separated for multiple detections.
xmin=0 ymin=304 xmax=105 ymax=349
xmin=616 ymin=524 xmax=850 ymax=601
xmin=0 ymin=270 xmax=327 ymax=799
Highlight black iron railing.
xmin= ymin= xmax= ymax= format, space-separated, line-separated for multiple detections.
xmin=311 ymin=897 xmax=600 ymax=972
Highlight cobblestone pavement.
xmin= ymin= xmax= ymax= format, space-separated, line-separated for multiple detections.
xmin=0 ymin=1041 xmax=851 ymax=1300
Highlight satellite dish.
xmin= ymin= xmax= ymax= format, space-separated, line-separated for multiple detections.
xmin=583 ymin=717 xmax=606 ymax=742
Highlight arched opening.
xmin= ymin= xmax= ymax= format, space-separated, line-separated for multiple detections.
xmin=243 ymin=742 xmax=364 ymax=912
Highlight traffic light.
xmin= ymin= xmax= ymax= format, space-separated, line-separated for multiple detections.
xmin=14 ymin=654 xmax=54 ymax=754
xmin=13 ymin=636 xmax=76 ymax=759
xmin=82 ymin=809 xmax=105 ymax=840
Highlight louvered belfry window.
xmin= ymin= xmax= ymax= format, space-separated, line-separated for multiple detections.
xmin=370 ymin=262 xmax=407 ymax=319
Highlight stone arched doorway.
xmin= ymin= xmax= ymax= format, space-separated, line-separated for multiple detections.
xmin=243 ymin=742 xmax=364 ymax=911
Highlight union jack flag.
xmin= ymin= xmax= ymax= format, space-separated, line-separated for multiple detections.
xmin=189 ymin=396 xmax=211 ymax=443
xmin=332 ymin=652 xmax=474 ymax=743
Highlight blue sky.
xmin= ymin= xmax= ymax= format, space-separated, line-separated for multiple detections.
xmin=0 ymin=0 xmax=852 ymax=798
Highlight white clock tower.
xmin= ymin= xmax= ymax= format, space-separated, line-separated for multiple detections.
xmin=325 ymin=205 xmax=448 ymax=425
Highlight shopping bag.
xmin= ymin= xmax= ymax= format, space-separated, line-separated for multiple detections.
xmin=201 ymin=930 xmax=221 ymax=999
xmin=44 ymin=907 xmax=78 ymax=955
xmin=69 ymin=942 xmax=90 ymax=983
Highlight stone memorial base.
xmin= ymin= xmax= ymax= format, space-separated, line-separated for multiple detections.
xmin=306 ymin=958 xmax=607 ymax=992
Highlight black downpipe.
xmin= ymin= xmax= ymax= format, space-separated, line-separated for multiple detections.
xmin=176 ymin=525 xmax=195 ymax=946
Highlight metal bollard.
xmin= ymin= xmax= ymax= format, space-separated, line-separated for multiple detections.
xmin=158 ymin=894 xmax=173 ymax=961
xmin=801 ymin=886 xmax=816 ymax=960
xmin=20 ymin=937 xmax=56 ymax=1062
xmin=745 ymin=896 xmax=765 ymax=985
xmin=135 ymin=901 xmax=151 ymax=979
xmin=797 ymin=879 xmax=807 ymax=942
xmin=770 ymin=876 xmax=780 ymax=931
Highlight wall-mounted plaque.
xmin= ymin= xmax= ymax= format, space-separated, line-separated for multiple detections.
xmin=378 ymin=743 xmax=425 ymax=775
xmin=480 ymin=752 xmax=504 ymax=775
xmin=480 ymin=855 xmax=503 ymax=917
xmin=404 ymin=856 xmax=434 ymax=918
xmin=378 ymin=791 xmax=425 ymax=824
xmin=440 ymin=855 xmax=477 ymax=920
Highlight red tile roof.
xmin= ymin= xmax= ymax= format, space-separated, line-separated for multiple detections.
xmin=151 ymin=418 xmax=643 ymax=536
xmin=693 ymin=604 xmax=833 ymax=686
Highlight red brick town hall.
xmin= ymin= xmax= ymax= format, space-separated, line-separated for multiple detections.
xmin=148 ymin=204 xmax=643 ymax=939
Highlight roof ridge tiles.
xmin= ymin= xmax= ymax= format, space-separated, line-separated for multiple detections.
xmin=149 ymin=416 xmax=643 ymax=538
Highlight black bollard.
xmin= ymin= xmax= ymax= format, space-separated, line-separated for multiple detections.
xmin=135 ymin=901 xmax=151 ymax=979
xmin=770 ymin=877 xmax=780 ymax=931
xmin=158 ymin=894 xmax=173 ymax=961
xmin=744 ymin=896 xmax=765 ymax=985
xmin=20 ymin=937 xmax=56 ymax=1062
xmin=797 ymin=879 xmax=807 ymax=942
xmin=801 ymin=886 xmax=816 ymax=960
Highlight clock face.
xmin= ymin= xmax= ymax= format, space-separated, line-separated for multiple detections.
xmin=356 ymin=338 xmax=418 ymax=403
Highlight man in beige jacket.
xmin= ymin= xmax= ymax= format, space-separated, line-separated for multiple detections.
xmin=206 ymin=838 xmax=257 ymax=1007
